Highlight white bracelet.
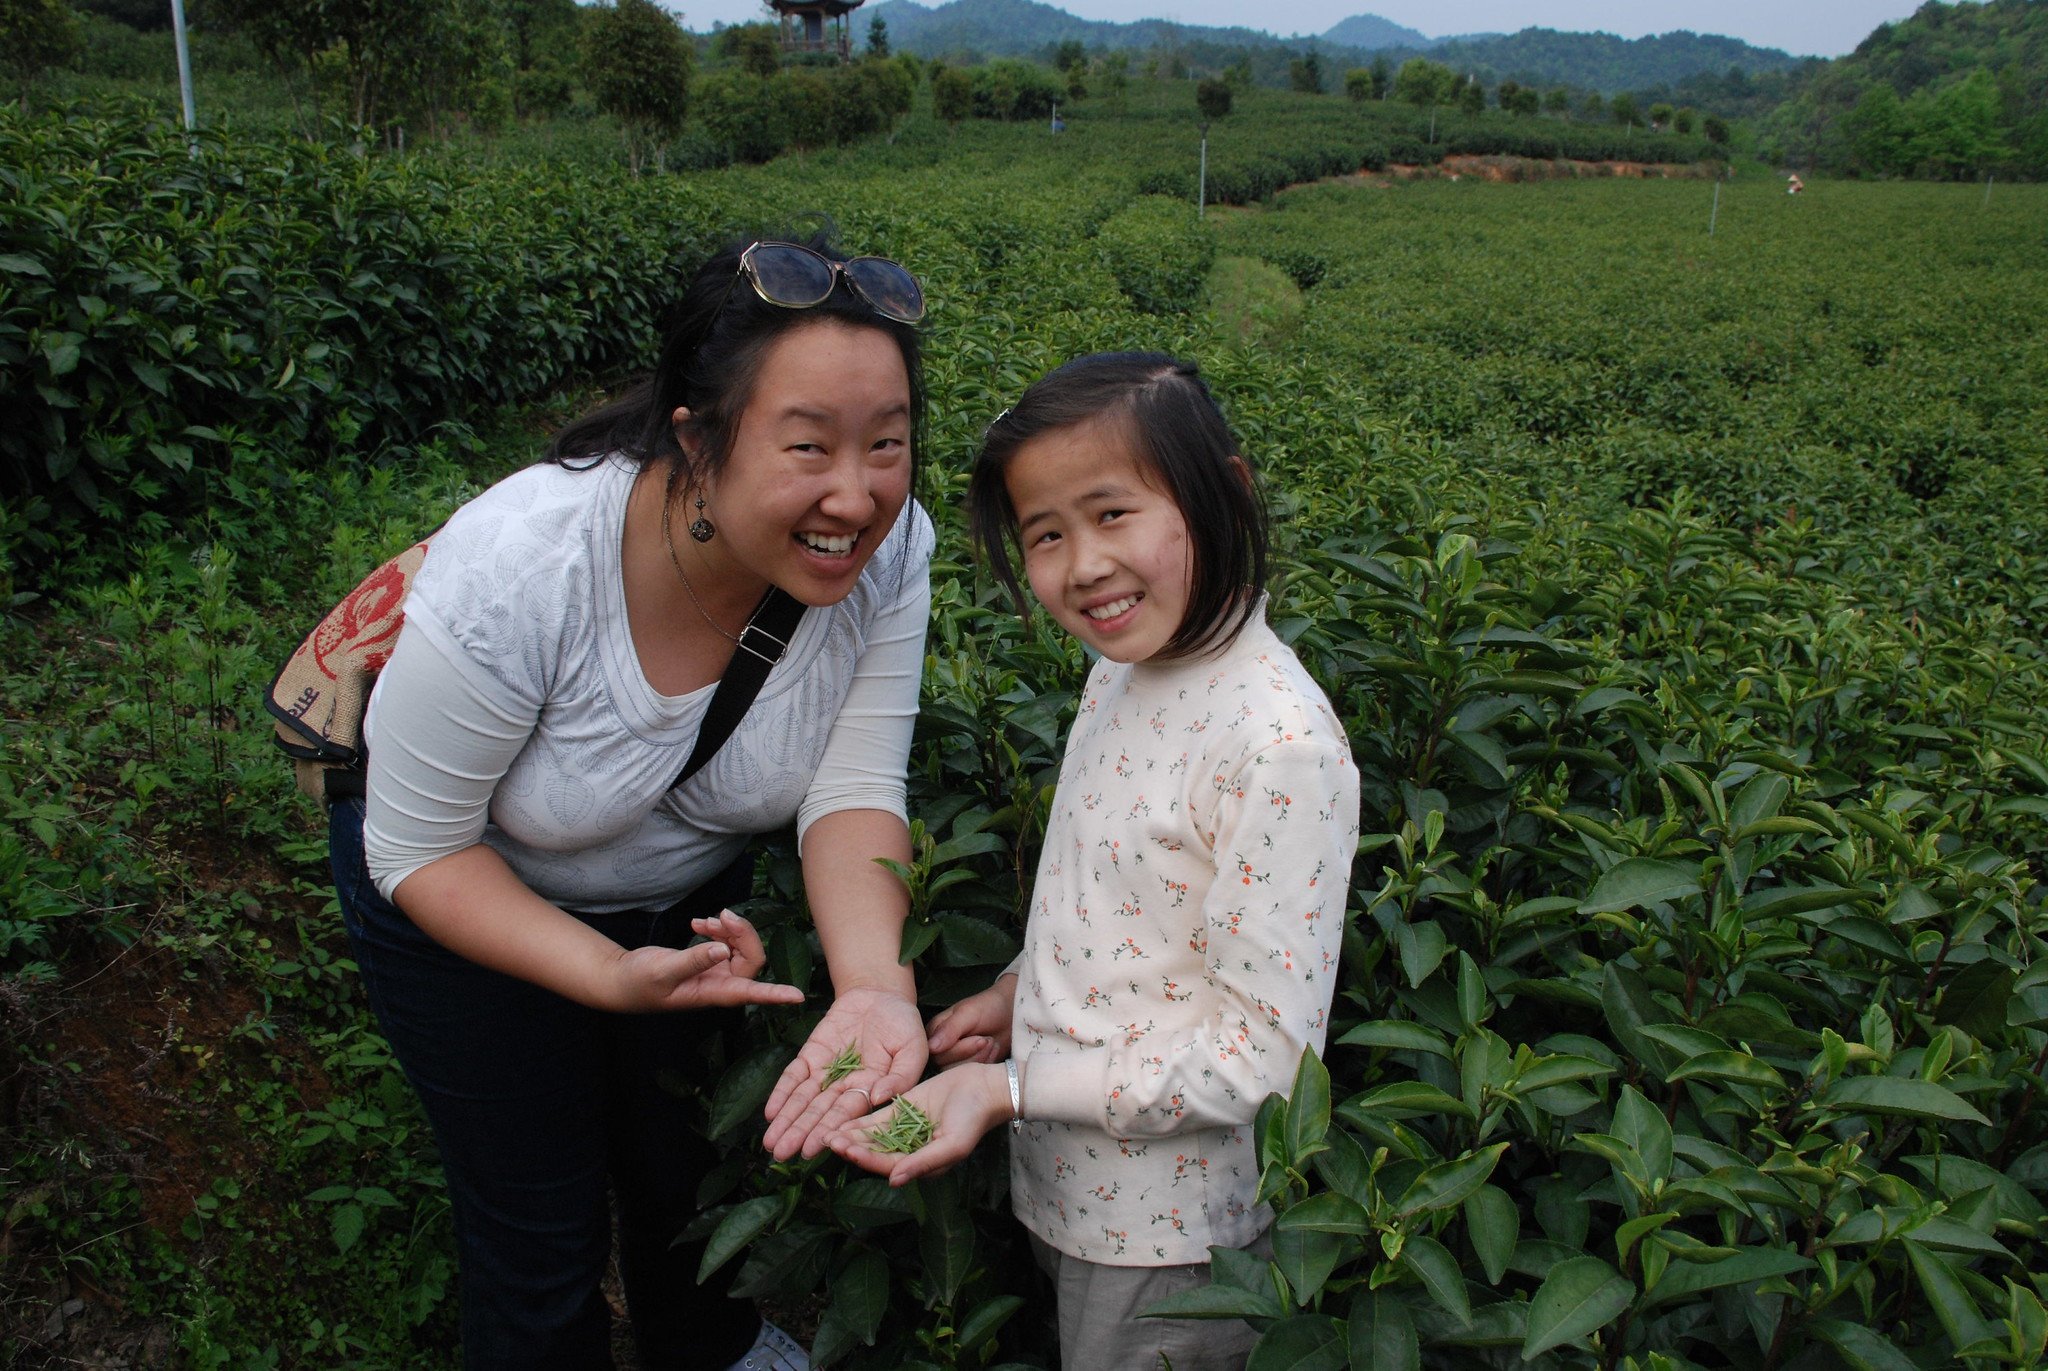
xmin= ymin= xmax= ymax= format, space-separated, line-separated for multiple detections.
xmin=1006 ymin=1058 xmax=1022 ymax=1123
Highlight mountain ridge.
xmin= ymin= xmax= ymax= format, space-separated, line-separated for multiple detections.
xmin=861 ymin=0 xmax=1802 ymax=93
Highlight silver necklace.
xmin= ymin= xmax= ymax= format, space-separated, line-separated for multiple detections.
xmin=661 ymin=492 xmax=742 ymax=646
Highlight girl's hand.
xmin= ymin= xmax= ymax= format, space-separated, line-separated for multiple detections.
xmin=830 ymin=1061 xmax=1012 ymax=1186
xmin=763 ymin=986 xmax=928 ymax=1160
xmin=609 ymin=911 xmax=806 ymax=1013
xmin=926 ymin=973 xmax=1018 ymax=1068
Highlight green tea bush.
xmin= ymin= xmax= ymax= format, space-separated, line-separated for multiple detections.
xmin=0 ymin=103 xmax=757 ymax=550
xmin=1095 ymin=194 xmax=1216 ymax=314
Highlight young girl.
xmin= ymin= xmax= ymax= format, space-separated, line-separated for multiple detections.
xmin=834 ymin=353 xmax=1359 ymax=1371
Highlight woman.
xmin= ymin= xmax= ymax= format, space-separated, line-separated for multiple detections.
xmin=328 ymin=233 xmax=934 ymax=1370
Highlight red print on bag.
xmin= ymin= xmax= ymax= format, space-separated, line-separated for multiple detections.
xmin=311 ymin=546 xmax=424 ymax=681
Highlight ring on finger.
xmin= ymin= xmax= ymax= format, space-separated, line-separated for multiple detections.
xmin=846 ymin=1086 xmax=872 ymax=1103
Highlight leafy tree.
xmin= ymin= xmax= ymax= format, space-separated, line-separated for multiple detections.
xmin=1394 ymin=57 xmax=1454 ymax=112
xmin=1648 ymin=100 xmax=1674 ymax=129
xmin=1496 ymin=78 xmax=1519 ymax=110
xmin=1195 ymin=75 xmax=1230 ymax=122
xmin=865 ymin=14 xmax=887 ymax=59
xmin=1904 ymin=67 xmax=2007 ymax=178
xmin=581 ymin=0 xmax=691 ymax=173
xmin=1457 ymin=76 xmax=1484 ymax=115
xmin=1508 ymin=85 xmax=1541 ymax=116
xmin=931 ymin=63 xmax=971 ymax=125
xmin=1673 ymin=105 xmax=1696 ymax=134
xmin=0 ymin=0 xmax=81 ymax=99
xmin=776 ymin=67 xmax=831 ymax=150
xmin=501 ymin=0 xmax=579 ymax=73
xmin=1288 ymin=50 xmax=1323 ymax=95
xmin=1611 ymin=91 xmax=1640 ymax=126
xmin=1221 ymin=56 xmax=1252 ymax=93
xmin=695 ymin=69 xmax=780 ymax=162
xmin=1702 ymin=112 xmax=1730 ymax=144
xmin=1844 ymin=82 xmax=1911 ymax=175
xmin=1545 ymin=86 xmax=1570 ymax=116
xmin=74 ymin=0 xmax=168 ymax=30
xmin=1582 ymin=92 xmax=1606 ymax=121
xmin=716 ymin=21 xmax=781 ymax=78
xmin=1344 ymin=67 xmax=1372 ymax=104
xmin=1369 ymin=54 xmax=1390 ymax=100
xmin=1098 ymin=50 xmax=1127 ymax=111
xmin=213 ymin=0 xmax=491 ymax=136
xmin=392 ymin=0 xmax=516 ymax=138
xmin=1051 ymin=38 xmax=1084 ymax=73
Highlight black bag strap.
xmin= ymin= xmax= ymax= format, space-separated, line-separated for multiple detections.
xmin=671 ymin=587 xmax=807 ymax=790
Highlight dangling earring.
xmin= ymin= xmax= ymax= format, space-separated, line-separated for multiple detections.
xmin=688 ymin=493 xmax=716 ymax=544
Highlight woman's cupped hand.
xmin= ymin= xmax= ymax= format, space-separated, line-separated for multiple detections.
xmin=762 ymin=985 xmax=928 ymax=1160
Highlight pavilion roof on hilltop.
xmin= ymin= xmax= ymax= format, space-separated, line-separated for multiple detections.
xmin=768 ymin=0 xmax=865 ymax=15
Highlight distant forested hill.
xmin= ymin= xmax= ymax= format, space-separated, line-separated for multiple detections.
xmin=1759 ymin=0 xmax=2046 ymax=176
xmin=867 ymin=0 xmax=1795 ymax=94
xmin=1419 ymin=27 xmax=1802 ymax=91
xmin=863 ymin=0 xmax=1322 ymax=62
xmin=1317 ymin=14 xmax=1439 ymax=51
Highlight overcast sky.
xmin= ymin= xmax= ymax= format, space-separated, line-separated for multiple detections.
xmin=677 ymin=1 xmax=1923 ymax=58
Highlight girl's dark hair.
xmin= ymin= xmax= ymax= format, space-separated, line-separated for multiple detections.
xmin=547 ymin=228 xmax=925 ymax=497
xmin=968 ymin=352 xmax=1268 ymax=659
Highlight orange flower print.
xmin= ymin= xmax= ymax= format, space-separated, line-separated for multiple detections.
xmin=1162 ymin=976 xmax=1193 ymax=1002
xmin=1152 ymin=1208 xmax=1188 ymax=1234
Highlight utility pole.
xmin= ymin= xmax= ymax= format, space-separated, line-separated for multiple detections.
xmin=170 ymin=0 xmax=197 ymax=149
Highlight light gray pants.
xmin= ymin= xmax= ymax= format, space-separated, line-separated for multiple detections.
xmin=1029 ymin=1231 xmax=1270 ymax=1371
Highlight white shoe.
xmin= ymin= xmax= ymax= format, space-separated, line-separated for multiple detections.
xmin=727 ymin=1320 xmax=810 ymax=1371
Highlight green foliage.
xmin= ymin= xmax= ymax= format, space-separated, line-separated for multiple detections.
xmin=1761 ymin=0 xmax=2048 ymax=178
xmin=714 ymin=21 xmax=782 ymax=79
xmin=1394 ymin=58 xmax=1453 ymax=111
xmin=1196 ymin=76 xmax=1232 ymax=123
xmin=1289 ymin=51 xmax=1324 ymax=96
xmin=580 ymin=0 xmax=691 ymax=172
xmin=968 ymin=58 xmax=1060 ymax=122
xmin=1094 ymin=195 xmax=1214 ymax=315
xmin=0 ymin=105 xmax=755 ymax=550
xmin=0 ymin=0 xmax=80 ymax=89
xmin=932 ymin=64 xmax=971 ymax=124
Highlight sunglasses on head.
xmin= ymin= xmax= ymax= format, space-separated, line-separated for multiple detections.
xmin=725 ymin=240 xmax=926 ymax=325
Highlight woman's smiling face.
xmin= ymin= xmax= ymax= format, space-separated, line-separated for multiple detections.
xmin=687 ymin=318 xmax=913 ymax=606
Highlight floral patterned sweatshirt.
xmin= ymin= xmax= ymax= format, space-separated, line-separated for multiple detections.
xmin=1009 ymin=611 xmax=1359 ymax=1266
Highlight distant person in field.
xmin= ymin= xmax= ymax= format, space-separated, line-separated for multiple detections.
xmin=833 ymin=354 xmax=1360 ymax=1371
xmin=329 ymin=233 xmax=936 ymax=1371
xmin=1787 ymin=173 xmax=1805 ymax=194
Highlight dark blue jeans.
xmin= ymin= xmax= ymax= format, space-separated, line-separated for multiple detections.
xmin=329 ymin=798 xmax=760 ymax=1370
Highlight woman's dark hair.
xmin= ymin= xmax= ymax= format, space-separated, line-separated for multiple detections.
xmin=968 ymin=352 xmax=1268 ymax=659
xmin=547 ymin=228 xmax=925 ymax=499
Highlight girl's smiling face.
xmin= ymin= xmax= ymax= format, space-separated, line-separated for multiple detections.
xmin=1005 ymin=415 xmax=1193 ymax=664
